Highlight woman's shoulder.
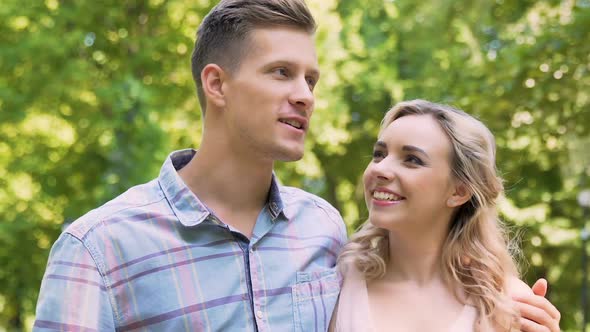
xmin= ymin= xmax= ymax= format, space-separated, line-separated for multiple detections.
xmin=505 ymin=276 xmax=534 ymax=297
xmin=450 ymin=304 xmax=478 ymax=332
xmin=332 ymin=262 xmax=373 ymax=332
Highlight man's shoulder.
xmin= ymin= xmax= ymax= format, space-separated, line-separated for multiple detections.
xmin=280 ymin=185 xmax=339 ymax=215
xmin=279 ymin=185 xmax=348 ymax=246
xmin=65 ymin=178 xmax=165 ymax=240
xmin=279 ymin=185 xmax=346 ymax=232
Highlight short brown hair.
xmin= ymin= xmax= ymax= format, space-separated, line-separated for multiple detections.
xmin=191 ymin=0 xmax=316 ymax=113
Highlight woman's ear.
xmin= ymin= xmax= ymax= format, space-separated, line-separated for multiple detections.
xmin=201 ymin=64 xmax=226 ymax=108
xmin=447 ymin=182 xmax=472 ymax=208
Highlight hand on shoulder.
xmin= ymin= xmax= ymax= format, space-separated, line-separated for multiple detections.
xmin=507 ymin=277 xmax=561 ymax=332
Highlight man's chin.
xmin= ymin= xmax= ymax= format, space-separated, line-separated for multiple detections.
xmin=279 ymin=153 xmax=304 ymax=162
xmin=275 ymin=149 xmax=304 ymax=162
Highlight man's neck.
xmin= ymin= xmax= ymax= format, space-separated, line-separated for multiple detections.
xmin=178 ymin=143 xmax=274 ymax=238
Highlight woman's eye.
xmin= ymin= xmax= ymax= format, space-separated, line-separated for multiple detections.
xmin=372 ymin=150 xmax=385 ymax=161
xmin=405 ymin=155 xmax=424 ymax=166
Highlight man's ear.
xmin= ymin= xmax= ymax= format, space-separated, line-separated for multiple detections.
xmin=201 ymin=64 xmax=226 ymax=108
xmin=447 ymin=182 xmax=472 ymax=208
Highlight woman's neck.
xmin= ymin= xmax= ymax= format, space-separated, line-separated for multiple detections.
xmin=384 ymin=228 xmax=448 ymax=285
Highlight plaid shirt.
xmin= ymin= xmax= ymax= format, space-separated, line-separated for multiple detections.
xmin=34 ymin=149 xmax=347 ymax=332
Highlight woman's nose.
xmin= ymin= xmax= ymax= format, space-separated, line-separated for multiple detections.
xmin=367 ymin=158 xmax=395 ymax=181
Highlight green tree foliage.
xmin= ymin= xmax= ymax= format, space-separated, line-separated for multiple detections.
xmin=0 ymin=0 xmax=208 ymax=328
xmin=0 ymin=0 xmax=588 ymax=330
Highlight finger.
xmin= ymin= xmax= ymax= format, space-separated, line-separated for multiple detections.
xmin=531 ymin=278 xmax=548 ymax=297
xmin=516 ymin=302 xmax=560 ymax=332
xmin=513 ymin=294 xmax=561 ymax=321
xmin=519 ymin=317 xmax=550 ymax=332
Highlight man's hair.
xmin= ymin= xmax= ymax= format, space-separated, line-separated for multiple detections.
xmin=191 ymin=0 xmax=316 ymax=113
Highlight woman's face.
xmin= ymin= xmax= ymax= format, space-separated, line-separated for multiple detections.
xmin=363 ymin=114 xmax=458 ymax=232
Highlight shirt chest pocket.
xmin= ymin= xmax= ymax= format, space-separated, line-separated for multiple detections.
xmin=292 ymin=269 xmax=341 ymax=332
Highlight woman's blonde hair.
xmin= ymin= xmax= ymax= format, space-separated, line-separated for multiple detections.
xmin=338 ymin=99 xmax=520 ymax=330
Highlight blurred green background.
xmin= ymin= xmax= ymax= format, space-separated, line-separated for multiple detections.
xmin=1 ymin=0 xmax=589 ymax=330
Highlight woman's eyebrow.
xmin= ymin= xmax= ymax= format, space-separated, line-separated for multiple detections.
xmin=374 ymin=141 xmax=387 ymax=149
xmin=402 ymin=145 xmax=430 ymax=159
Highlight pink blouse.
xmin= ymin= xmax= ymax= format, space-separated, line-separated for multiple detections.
xmin=332 ymin=264 xmax=477 ymax=332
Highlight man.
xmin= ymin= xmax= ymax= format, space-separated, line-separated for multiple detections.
xmin=34 ymin=0 xmax=559 ymax=331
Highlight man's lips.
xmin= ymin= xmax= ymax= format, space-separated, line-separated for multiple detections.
xmin=278 ymin=115 xmax=308 ymax=131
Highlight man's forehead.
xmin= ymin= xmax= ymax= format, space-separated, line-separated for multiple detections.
xmin=247 ymin=28 xmax=318 ymax=62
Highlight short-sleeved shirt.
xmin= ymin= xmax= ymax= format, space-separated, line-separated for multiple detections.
xmin=34 ymin=149 xmax=348 ymax=332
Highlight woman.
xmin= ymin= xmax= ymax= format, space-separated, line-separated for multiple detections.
xmin=333 ymin=100 xmax=541 ymax=331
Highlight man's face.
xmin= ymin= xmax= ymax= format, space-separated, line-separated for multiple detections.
xmin=221 ymin=27 xmax=319 ymax=162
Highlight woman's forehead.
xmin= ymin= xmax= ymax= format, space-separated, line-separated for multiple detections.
xmin=379 ymin=115 xmax=453 ymax=158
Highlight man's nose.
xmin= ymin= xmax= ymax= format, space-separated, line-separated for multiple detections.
xmin=288 ymin=76 xmax=314 ymax=112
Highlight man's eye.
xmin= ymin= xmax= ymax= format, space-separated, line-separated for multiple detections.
xmin=306 ymin=77 xmax=317 ymax=89
xmin=274 ymin=68 xmax=288 ymax=77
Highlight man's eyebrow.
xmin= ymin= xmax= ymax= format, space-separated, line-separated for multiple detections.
xmin=265 ymin=60 xmax=320 ymax=78
xmin=402 ymin=145 xmax=430 ymax=158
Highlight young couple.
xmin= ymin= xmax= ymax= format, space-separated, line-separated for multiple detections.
xmin=34 ymin=0 xmax=560 ymax=331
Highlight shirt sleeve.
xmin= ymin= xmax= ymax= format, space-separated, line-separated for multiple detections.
xmin=318 ymin=200 xmax=349 ymax=249
xmin=34 ymin=232 xmax=116 ymax=331
xmin=337 ymin=212 xmax=348 ymax=250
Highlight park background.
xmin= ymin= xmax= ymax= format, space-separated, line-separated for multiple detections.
xmin=1 ymin=0 xmax=589 ymax=330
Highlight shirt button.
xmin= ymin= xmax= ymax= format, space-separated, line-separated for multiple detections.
xmin=256 ymin=310 xmax=263 ymax=319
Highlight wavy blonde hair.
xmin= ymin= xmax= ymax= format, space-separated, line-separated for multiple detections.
xmin=338 ymin=99 xmax=520 ymax=330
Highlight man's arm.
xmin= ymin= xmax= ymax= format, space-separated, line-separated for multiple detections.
xmin=508 ymin=277 xmax=561 ymax=332
xmin=34 ymin=232 xmax=116 ymax=331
